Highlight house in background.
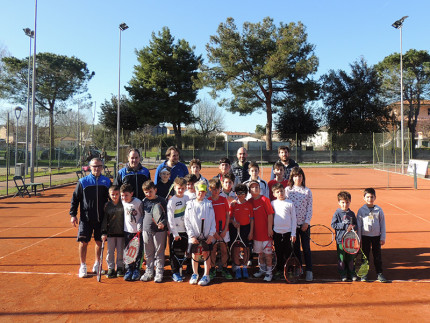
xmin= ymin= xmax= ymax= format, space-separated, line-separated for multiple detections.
xmin=166 ymin=126 xmax=188 ymax=136
xmin=0 ymin=125 xmax=15 ymax=143
xmin=389 ymin=100 xmax=430 ymax=147
xmin=220 ymin=131 xmax=252 ymax=142
xmin=303 ymin=127 xmax=329 ymax=150
xmin=59 ymin=137 xmax=77 ymax=149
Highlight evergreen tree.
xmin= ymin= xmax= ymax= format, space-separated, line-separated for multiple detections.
xmin=127 ymin=27 xmax=202 ymax=148
xmin=199 ymin=17 xmax=319 ymax=150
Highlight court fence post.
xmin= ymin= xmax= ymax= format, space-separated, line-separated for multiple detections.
xmin=413 ymin=163 xmax=417 ymax=189
xmin=372 ymin=133 xmax=375 ymax=169
xmin=6 ymin=112 xmax=10 ymax=195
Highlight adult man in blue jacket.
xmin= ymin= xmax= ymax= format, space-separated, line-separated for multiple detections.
xmin=154 ymin=146 xmax=188 ymax=185
xmin=70 ymin=158 xmax=111 ymax=278
xmin=114 ymin=148 xmax=151 ymax=200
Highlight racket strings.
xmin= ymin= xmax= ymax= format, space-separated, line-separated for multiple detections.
xmin=231 ymin=242 xmax=249 ymax=266
xmin=310 ymin=225 xmax=334 ymax=247
xmin=354 ymin=252 xmax=369 ymax=278
xmin=284 ymin=258 xmax=301 ymax=283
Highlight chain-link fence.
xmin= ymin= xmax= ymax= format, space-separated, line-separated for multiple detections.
xmin=373 ymin=129 xmax=412 ymax=174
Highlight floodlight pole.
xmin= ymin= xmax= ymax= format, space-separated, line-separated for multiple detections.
xmin=116 ymin=23 xmax=129 ymax=171
xmin=23 ymin=28 xmax=34 ymax=177
xmin=30 ymin=0 xmax=38 ymax=183
xmin=392 ymin=16 xmax=408 ymax=174
xmin=14 ymin=106 xmax=23 ymax=167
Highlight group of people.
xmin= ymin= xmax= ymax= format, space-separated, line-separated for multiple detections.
xmin=69 ymin=145 xmax=387 ymax=285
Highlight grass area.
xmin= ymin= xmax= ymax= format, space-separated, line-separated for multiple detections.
xmin=0 ymin=166 xmax=80 ymax=182
xmin=0 ymin=177 xmax=77 ymax=197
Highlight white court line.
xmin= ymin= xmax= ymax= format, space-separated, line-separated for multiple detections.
xmin=385 ymin=202 xmax=430 ymax=224
xmin=316 ymin=278 xmax=430 ymax=283
xmin=0 ymin=271 xmax=74 ymax=276
xmin=0 ymin=209 xmax=66 ymax=234
xmin=0 ymin=227 xmax=74 ymax=260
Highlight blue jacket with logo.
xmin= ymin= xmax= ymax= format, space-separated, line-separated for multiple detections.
xmin=69 ymin=173 xmax=111 ymax=222
xmin=114 ymin=163 xmax=151 ymax=200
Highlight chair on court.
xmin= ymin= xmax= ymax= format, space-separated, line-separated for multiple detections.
xmin=13 ymin=176 xmax=31 ymax=197
xmin=13 ymin=176 xmax=45 ymax=197
xmin=103 ymin=165 xmax=113 ymax=179
xmin=76 ymin=170 xmax=84 ymax=180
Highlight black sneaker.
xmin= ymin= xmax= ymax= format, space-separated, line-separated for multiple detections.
xmin=117 ymin=268 xmax=125 ymax=277
xmin=107 ymin=269 xmax=116 ymax=278
xmin=377 ymin=273 xmax=388 ymax=283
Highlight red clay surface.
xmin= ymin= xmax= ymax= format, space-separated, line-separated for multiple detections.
xmin=0 ymin=166 xmax=429 ymax=322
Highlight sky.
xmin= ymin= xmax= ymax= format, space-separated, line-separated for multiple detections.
xmin=1 ymin=0 xmax=429 ymax=133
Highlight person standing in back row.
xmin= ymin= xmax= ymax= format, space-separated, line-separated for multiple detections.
xmin=114 ymin=148 xmax=151 ymax=200
xmin=231 ymin=147 xmax=251 ymax=184
xmin=270 ymin=146 xmax=298 ymax=181
xmin=154 ymin=146 xmax=189 ymax=185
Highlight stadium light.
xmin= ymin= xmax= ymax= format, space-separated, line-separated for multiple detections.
xmin=30 ymin=0 xmax=38 ymax=183
xmin=116 ymin=22 xmax=129 ymax=171
xmin=392 ymin=16 xmax=408 ymax=174
xmin=23 ymin=28 xmax=34 ymax=177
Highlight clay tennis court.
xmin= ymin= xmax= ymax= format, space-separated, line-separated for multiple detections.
xmin=1 ymin=166 xmax=429 ymax=322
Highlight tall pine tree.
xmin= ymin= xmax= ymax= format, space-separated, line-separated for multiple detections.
xmin=127 ymin=27 xmax=202 ymax=148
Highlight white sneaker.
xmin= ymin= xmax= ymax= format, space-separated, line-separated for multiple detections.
xmin=140 ymin=272 xmax=154 ymax=282
xmin=79 ymin=264 xmax=87 ymax=278
xmin=305 ymin=271 xmax=313 ymax=282
xmin=154 ymin=273 xmax=163 ymax=283
xmin=263 ymin=273 xmax=273 ymax=282
xmin=92 ymin=262 xmax=99 ymax=273
xmin=253 ymin=270 xmax=265 ymax=278
xmin=189 ymin=273 xmax=199 ymax=285
xmin=198 ymin=275 xmax=210 ymax=286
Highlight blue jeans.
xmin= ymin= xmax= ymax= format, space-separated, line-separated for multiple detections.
xmin=294 ymin=226 xmax=312 ymax=272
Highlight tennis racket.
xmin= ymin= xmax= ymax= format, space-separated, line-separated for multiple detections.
xmin=213 ymin=220 xmax=229 ymax=269
xmin=151 ymin=202 xmax=165 ymax=228
xmin=342 ymin=229 xmax=360 ymax=255
xmin=284 ymin=241 xmax=302 ymax=283
xmin=230 ymin=227 xmax=250 ymax=267
xmin=258 ymin=240 xmax=277 ymax=273
xmin=307 ymin=224 xmax=335 ymax=247
xmin=124 ymin=232 xmax=141 ymax=265
xmin=191 ymin=218 xmax=211 ymax=263
xmin=97 ymin=240 xmax=105 ymax=282
xmin=354 ymin=248 xmax=369 ymax=278
xmin=166 ymin=183 xmax=175 ymax=199
xmin=171 ymin=232 xmax=189 ymax=277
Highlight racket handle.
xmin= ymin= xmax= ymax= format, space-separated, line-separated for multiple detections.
xmin=219 ymin=220 xmax=223 ymax=233
xmin=200 ymin=218 xmax=205 ymax=237
xmin=186 ymin=243 xmax=193 ymax=257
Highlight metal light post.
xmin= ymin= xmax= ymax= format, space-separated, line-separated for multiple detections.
xmin=14 ymin=106 xmax=23 ymax=167
xmin=77 ymin=101 xmax=81 ymax=167
xmin=392 ymin=16 xmax=408 ymax=174
xmin=30 ymin=0 xmax=38 ymax=183
xmin=23 ymin=28 xmax=34 ymax=176
xmin=116 ymin=22 xmax=129 ymax=171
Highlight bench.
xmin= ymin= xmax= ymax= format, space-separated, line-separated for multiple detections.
xmin=76 ymin=170 xmax=85 ymax=180
xmin=13 ymin=176 xmax=45 ymax=197
xmin=103 ymin=165 xmax=113 ymax=179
